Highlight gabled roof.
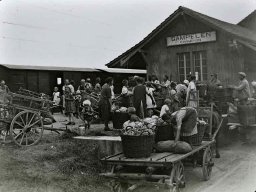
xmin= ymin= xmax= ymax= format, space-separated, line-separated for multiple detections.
xmin=238 ymin=10 xmax=256 ymax=25
xmin=106 ymin=6 xmax=256 ymax=68
xmin=238 ymin=10 xmax=256 ymax=31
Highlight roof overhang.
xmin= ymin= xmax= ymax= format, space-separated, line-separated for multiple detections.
xmin=98 ymin=68 xmax=146 ymax=74
xmin=0 ymin=64 xmax=99 ymax=72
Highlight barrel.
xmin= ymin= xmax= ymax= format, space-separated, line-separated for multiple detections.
xmin=237 ymin=105 xmax=256 ymax=126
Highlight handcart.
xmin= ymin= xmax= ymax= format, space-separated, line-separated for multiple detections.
xmin=0 ymin=90 xmax=53 ymax=146
xmin=100 ymin=114 xmax=224 ymax=192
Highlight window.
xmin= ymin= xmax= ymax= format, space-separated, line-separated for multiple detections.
xmin=57 ymin=78 xmax=62 ymax=85
xmin=193 ymin=51 xmax=207 ymax=81
xmin=178 ymin=52 xmax=191 ymax=82
xmin=177 ymin=51 xmax=207 ymax=82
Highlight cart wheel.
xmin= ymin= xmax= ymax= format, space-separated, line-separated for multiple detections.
xmin=10 ymin=110 xmax=43 ymax=146
xmin=170 ymin=161 xmax=185 ymax=192
xmin=202 ymin=146 xmax=214 ymax=181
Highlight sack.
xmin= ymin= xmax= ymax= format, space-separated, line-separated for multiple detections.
xmin=155 ymin=140 xmax=192 ymax=154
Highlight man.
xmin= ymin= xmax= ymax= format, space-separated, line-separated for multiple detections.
xmin=208 ymin=73 xmax=221 ymax=101
xmin=209 ymin=73 xmax=221 ymax=87
xmin=232 ymin=72 xmax=250 ymax=105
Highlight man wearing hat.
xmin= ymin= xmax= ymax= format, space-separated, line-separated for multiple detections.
xmin=231 ymin=72 xmax=250 ymax=104
xmin=209 ymin=73 xmax=221 ymax=87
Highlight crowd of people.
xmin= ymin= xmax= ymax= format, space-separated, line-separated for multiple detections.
xmin=0 ymin=70 xmax=253 ymax=131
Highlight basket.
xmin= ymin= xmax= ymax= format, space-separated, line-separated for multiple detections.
xmin=112 ymin=112 xmax=130 ymax=129
xmin=155 ymin=124 xmax=174 ymax=142
xmin=121 ymin=134 xmax=155 ymax=158
xmin=180 ymin=124 xmax=206 ymax=146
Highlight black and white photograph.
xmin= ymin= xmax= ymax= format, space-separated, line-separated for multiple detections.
xmin=0 ymin=0 xmax=256 ymax=191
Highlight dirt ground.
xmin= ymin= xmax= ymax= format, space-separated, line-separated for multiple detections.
xmin=0 ymin=114 xmax=256 ymax=192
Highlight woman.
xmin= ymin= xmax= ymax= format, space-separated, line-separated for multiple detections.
xmin=64 ymin=86 xmax=76 ymax=125
xmin=145 ymin=82 xmax=156 ymax=111
xmin=120 ymin=79 xmax=130 ymax=107
xmin=168 ymin=82 xmax=177 ymax=99
xmin=186 ymin=75 xmax=198 ymax=108
xmin=133 ymin=77 xmax=147 ymax=118
xmin=99 ymin=77 xmax=113 ymax=131
xmin=94 ymin=77 xmax=101 ymax=94
xmin=0 ymin=80 xmax=10 ymax=103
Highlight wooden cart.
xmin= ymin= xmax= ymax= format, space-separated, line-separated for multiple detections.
xmin=0 ymin=90 xmax=53 ymax=146
xmin=101 ymin=116 xmax=224 ymax=192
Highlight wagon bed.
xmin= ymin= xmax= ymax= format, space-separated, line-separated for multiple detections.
xmin=101 ymin=115 xmax=224 ymax=192
xmin=102 ymin=140 xmax=214 ymax=167
xmin=101 ymin=140 xmax=214 ymax=192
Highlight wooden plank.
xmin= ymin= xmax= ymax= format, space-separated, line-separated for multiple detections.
xmin=100 ymin=172 xmax=171 ymax=180
xmin=106 ymin=152 xmax=173 ymax=163
xmin=74 ymin=136 xmax=121 ymax=141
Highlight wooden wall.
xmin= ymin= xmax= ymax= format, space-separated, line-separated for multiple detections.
xmin=143 ymin=14 xmax=245 ymax=85
xmin=0 ymin=67 xmax=143 ymax=95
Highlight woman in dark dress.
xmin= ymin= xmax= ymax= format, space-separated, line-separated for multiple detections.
xmin=120 ymin=79 xmax=130 ymax=108
xmin=133 ymin=77 xmax=147 ymax=118
xmin=64 ymin=86 xmax=76 ymax=125
xmin=99 ymin=77 xmax=113 ymax=131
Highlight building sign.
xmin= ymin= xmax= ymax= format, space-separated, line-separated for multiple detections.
xmin=167 ymin=31 xmax=216 ymax=46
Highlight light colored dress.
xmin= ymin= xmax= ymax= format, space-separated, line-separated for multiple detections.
xmin=186 ymin=81 xmax=197 ymax=108
xmin=146 ymin=87 xmax=156 ymax=109
xmin=53 ymin=91 xmax=60 ymax=105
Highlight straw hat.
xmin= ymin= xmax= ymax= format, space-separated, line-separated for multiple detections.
xmin=238 ymin=72 xmax=246 ymax=77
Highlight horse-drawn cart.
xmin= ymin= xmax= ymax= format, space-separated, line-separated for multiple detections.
xmin=0 ymin=89 xmax=53 ymax=146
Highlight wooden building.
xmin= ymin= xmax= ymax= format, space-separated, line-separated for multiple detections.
xmin=106 ymin=6 xmax=256 ymax=85
xmin=0 ymin=64 xmax=146 ymax=95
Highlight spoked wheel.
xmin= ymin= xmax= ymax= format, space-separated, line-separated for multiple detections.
xmin=170 ymin=161 xmax=185 ymax=192
xmin=202 ymin=146 xmax=214 ymax=181
xmin=10 ymin=110 xmax=43 ymax=146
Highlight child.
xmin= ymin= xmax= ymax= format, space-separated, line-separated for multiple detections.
xmin=160 ymin=99 xmax=172 ymax=117
xmin=81 ymin=98 xmax=95 ymax=129
xmin=53 ymin=87 xmax=61 ymax=106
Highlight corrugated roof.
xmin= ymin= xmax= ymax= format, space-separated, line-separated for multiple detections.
xmin=106 ymin=6 xmax=256 ymax=68
xmin=0 ymin=64 xmax=99 ymax=72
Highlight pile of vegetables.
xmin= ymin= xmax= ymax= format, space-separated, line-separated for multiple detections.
xmin=121 ymin=114 xmax=158 ymax=136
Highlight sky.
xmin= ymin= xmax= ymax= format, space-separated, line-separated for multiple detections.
xmin=0 ymin=0 xmax=255 ymax=68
